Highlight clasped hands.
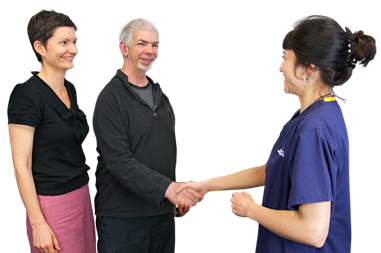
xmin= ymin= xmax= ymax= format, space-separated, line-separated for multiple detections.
xmin=165 ymin=182 xmax=203 ymax=217
xmin=169 ymin=181 xmax=258 ymax=218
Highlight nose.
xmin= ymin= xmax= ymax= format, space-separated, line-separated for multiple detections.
xmin=69 ymin=41 xmax=78 ymax=55
xmin=145 ymin=44 xmax=154 ymax=54
xmin=279 ymin=62 xmax=283 ymax=73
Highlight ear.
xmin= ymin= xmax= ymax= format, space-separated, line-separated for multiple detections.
xmin=33 ymin=40 xmax=46 ymax=58
xmin=306 ymin=63 xmax=316 ymax=75
xmin=119 ymin=42 xmax=129 ymax=57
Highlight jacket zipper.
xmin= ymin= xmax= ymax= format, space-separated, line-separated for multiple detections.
xmin=153 ymin=105 xmax=158 ymax=119
xmin=152 ymin=84 xmax=159 ymax=120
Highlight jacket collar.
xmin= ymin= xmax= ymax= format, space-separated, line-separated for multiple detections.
xmin=116 ymin=69 xmax=163 ymax=107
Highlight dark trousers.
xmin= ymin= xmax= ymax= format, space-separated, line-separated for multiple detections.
xmin=96 ymin=213 xmax=175 ymax=253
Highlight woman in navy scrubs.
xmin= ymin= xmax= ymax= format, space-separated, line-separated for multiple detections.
xmin=178 ymin=15 xmax=376 ymax=252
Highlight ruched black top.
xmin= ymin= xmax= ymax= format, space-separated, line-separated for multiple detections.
xmin=8 ymin=72 xmax=90 ymax=195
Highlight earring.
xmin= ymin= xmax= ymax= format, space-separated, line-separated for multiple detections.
xmin=303 ymin=73 xmax=308 ymax=82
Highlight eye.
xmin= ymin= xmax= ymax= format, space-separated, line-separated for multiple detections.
xmin=60 ymin=41 xmax=67 ymax=45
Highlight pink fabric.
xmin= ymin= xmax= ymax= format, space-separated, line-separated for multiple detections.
xmin=27 ymin=184 xmax=96 ymax=253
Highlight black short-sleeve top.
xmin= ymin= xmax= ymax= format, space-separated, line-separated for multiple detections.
xmin=8 ymin=72 xmax=90 ymax=196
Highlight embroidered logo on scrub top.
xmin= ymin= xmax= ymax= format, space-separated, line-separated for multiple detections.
xmin=277 ymin=147 xmax=285 ymax=157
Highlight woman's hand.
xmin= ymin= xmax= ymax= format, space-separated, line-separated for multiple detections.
xmin=176 ymin=181 xmax=208 ymax=201
xmin=32 ymin=222 xmax=60 ymax=253
xmin=230 ymin=191 xmax=257 ymax=218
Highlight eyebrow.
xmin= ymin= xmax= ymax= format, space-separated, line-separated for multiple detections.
xmin=57 ymin=37 xmax=78 ymax=41
xmin=137 ymin=39 xmax=159 ymax=44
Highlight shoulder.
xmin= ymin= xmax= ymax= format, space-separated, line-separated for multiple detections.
xmin=9 ymin=77 xmax=41 ymax=105
xmin=97 ymin=74 xmax=125 ymax=102
xmin=94 ymin=72 xmax=127 ymax=115
xmin=297 ymin=101 xmax=347 ymax=146
xmin=8 ymin=77 xmax=43 ymax=126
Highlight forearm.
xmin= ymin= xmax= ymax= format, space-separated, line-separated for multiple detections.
xmin=248 ymin=201 xmax=330 ymax=248
xmin=204 ymin=164 xmax=266 ymax=192
xmin=14 ymin=166 xmax=46 ymax=226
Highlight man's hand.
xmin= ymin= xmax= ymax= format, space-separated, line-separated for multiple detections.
xmin=174 ymin=202 xmax=191 ymax=218
xmin=165 ymin=182 xmax=203 ymax=208
xmin=230 ymin=191 xmax=257 ymax=218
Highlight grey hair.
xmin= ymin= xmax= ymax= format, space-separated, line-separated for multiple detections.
xmin=119 ymin=18 xmax=158 ymax=48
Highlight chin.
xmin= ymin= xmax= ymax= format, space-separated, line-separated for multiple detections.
xmin=137 ymin=64 xmax=153 ymax=72
xmin=64 ymin=63 xmax=75 ymax=70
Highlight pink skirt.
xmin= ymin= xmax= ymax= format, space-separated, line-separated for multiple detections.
xmin=27 ymin=184 xmax=96 ymax=253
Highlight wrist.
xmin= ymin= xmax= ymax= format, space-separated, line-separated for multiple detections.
xmin=164 ymin=182 xmax=173 ymax=199
xmin=248 ymin=202 xmax=261 ymax=221
xmin=201 ymin=180 xmax=211 ymax=193
xmin=165 ymin=181 xmax=176 ymax=199
xmin=29 ymin=217 xmax=46 ymax=227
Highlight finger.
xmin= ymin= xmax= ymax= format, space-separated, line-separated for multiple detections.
xmin=53 ymin=234 xmax=60 ymax=251
xmin=178 ymin=207 xmax=184 ymax=216
xmin=181 ymin=191 xmax=198 ymax=205
xmin=48 ymin=247 xmax=55 ymax=253
xmin=186 ymin=188 xmax=203 ymax=201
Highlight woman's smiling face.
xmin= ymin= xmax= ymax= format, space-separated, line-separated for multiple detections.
xmin=280 ymin=49 xmax=305 ymax=95
xmin=40 ymin=26 xmax=78 ymax=71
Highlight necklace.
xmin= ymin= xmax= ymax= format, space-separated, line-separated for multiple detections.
xmin=314 ymin=93 xmax=332 ymax=103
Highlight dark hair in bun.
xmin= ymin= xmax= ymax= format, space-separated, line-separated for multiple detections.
xmin=283 ymin=15 xmax=376 ymax=88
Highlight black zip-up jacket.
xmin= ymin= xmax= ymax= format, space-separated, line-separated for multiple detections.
xmin=93 ymin=70 xmax=176 ymax=217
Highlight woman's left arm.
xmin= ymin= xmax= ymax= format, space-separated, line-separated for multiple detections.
xmin=230 ymin=192 xmax=330 ymax=248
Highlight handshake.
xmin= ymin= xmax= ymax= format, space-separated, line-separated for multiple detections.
xmin=165 ymin=181 xmax=206 ymax=217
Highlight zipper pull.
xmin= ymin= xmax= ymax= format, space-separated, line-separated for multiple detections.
xmin=153 ymin=105 xmax=158 ymax=120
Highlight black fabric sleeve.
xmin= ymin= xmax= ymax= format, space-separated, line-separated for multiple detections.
xmin=8 ymin=83 xmax=42 ymax=127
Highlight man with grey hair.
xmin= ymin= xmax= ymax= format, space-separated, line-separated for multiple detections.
xmin=93 ymin=18 xmax=201 ymax=252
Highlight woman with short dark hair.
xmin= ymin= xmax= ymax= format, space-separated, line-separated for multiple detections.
xmin=178 ymin=15 xmax=376 ymax=252
xmin=8 ymin=10 xmax=96 ymax=253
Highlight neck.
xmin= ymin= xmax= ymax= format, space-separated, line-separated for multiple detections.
xmin=121 ymin=62 xmax=148 ymax=87
xmin=298 ymin=87 xmax=331 ymax=114
xmin=38 ymin=64 xmax=67 ymax=91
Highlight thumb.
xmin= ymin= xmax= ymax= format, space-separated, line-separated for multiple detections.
xmin=176 ymin=183 xmax=186 ymax=193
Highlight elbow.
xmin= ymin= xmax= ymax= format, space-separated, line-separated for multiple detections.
xmin=306 ymin=228 xmax=329 ymax=248
xmin=311 ymin=236 xmax=327 ymax=249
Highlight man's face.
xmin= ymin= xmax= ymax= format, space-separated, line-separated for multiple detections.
xmin=128 ymin=30 xmax=159 ymax=72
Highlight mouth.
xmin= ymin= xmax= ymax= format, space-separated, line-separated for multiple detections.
xmin=61 ymin=56 xmax=74 ymax=61
xmin=139 ymin=57 xmax=154 ymax=64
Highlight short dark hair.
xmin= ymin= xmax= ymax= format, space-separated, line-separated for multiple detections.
xmin=27 ymin=10 xmax=77 ymax=62
xmin=283 ymin=15 xmax=376 ymax=88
